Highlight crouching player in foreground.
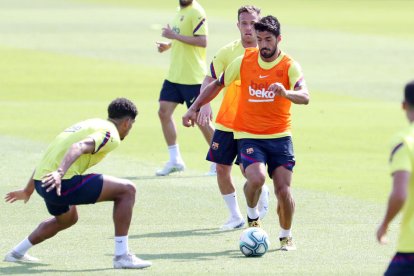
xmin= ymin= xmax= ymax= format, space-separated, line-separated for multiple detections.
xmin=4 ymin=98 xmax=151 ymax=269
xmin=377 ymin=81 xmax=414 ymax=275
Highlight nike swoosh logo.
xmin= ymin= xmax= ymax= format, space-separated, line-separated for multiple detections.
xmin=259 ymin=75 xmax=269 ymax=79
xmin=190 ymin=97 xmax=196 ymax=103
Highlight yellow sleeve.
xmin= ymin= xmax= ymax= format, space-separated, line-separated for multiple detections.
xmin=208 ymin=48 xmax=227 ymax=79
xmin=89 ymin=130 xmax=112 ymax=154
xmin=192 ymin=9 xmax=207 ymax=36
xmin=389 ymin=142 xmax=412 ymax=174
xmin=219 ymin=56 xmax=242 ymax=87
xmin=288 ymin=61 xmax=306 ymax=90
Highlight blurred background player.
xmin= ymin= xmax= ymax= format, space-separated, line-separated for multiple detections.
xmin=156 ymin=0 xmax=215 ymax=176
xmin=196 ymin=5 xmax=269 ymax=230
xmin=4 ymin=98 xmax=151 ymax=269
xmin=183 ymin=16 xmax=309 ymax=251
xmin=377 ymin=81 xmax=414 ymax=275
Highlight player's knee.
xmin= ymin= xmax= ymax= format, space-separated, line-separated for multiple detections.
xmin=248 ymin=174 xmax=266 ymax=189
xmin=158 ymin=107 xmax=171 ymax=121
xmin=216 ymin=164 xmax=230 ymax=177
xmin=275 ymin=185 xmax=291 ymax=199
xmin=57 ymin=212 xmax=78 ymax=229
xmin=122 ymin=180 xmax=136 ymax=199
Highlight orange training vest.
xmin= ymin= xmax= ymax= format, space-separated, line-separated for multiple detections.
xmin=232 ymin=48 xmax=293 ymax=135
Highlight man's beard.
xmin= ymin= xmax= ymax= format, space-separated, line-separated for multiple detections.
xmin=260 ymin=48 xmax=277 ymax=59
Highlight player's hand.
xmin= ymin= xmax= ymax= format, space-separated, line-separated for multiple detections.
xmin=5 ymin=189 xmax=31 ymax=204
xmin=41 ymin=171 xmax=63 ymax=196
xmin=376 ymin=223 xmax=388 ymax=245
xmin=182 ymin=108 xmax=198 ymax=127
xmin=268 ymin=82 xmax=288 ymax=98
xmin=197 ymin=105 xmax=213 ymax=126
xmin=156 ymin=41 xmax=171 ymax=53
xmin=161 ymin=24 xmax=177 ymax=40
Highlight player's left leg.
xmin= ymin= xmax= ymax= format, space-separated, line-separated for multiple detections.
xmin=96 ymin=175 xmax=151 ymax=269
xmin=272 ymin=166 xmax=296 ymax=251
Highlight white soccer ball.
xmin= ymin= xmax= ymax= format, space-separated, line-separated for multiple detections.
xmin=239 ymin=227 xmax=270 ymax=257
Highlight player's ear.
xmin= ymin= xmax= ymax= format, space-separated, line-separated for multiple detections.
xmin=402 ymin=101 xmax=407 ymax=111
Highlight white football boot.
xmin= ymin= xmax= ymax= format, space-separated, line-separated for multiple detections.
xmin=113 ymin=253 xmax=152 ymax=269
xmin=155 ymin=161 xmax=185 ymax=176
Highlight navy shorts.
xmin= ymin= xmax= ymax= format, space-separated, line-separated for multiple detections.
xmin=385 ymin=252 xmax=414 ymax=276
xmin=35 ymin=174 xmax=104 ymax=216
xmin=159 ymin=79 xmax=201 ymax=108
xmin=206 ymin=130 xmax=239 ymax=166
xmin=238 ymin=137 xmax=295 ymax=178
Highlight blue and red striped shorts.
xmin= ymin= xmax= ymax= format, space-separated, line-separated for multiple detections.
xmin=35 ymin=174 xmax=103 ymax=216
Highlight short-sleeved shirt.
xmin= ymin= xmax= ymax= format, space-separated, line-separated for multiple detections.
xmin=34 ymin=119 xmax=121 ymax=180
xmin=208 ymin=39 xmax=246 ymax=131
xmin=389 ymin=125 xmax=414 ymax=252
xmin=167 ymin=0 xmax=207 ymax=85
xmin=219 ymin=50 xmax=304 ymax=139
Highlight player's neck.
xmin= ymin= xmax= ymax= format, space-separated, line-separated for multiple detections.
xmin=242 ymin=40 xmax=256 ymax=49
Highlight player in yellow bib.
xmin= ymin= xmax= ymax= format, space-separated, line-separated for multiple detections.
xmin=196 ymin=6 xmax=269 ymax=230
xmin=377 ymin=81 xmax=414 ymax=275
xmin=156 ymin=0 xmax=215 ymax=176
xmin=4 ymin=98 xmax=151 ymax=269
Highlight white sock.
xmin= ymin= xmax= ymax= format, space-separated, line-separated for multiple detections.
xmin=13 ymin=237 xmax=33 ymax=256
xmin=114 ymin=236 xmax=129 ymax=257
xmin=168 ymin=144 xmax=182 ymax=163
xmin=247 ymin=206 xmax=259 ymax=220
xmin=223 ymin=192 xmax=242 ymax=219
xmin=279 ymin=227 xmax=292 ymax=238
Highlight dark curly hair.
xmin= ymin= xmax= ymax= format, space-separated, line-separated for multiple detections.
xmin=254 ymin=15 xmax=281 ymax=37
xmin=405 ymin=81 xmax=414 ymax=106
xmin=108 ymin=98 xmax=138 ymax=119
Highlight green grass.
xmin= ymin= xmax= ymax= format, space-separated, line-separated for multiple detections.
xmin=0 ymin=0 xmax=411 ymax=274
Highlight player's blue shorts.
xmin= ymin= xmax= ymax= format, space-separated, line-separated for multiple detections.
xmin=34 ymin=174 xmax=103 ymax=216
xmin=206 ymin=129 xmax=239 ymax=166
xmin=238 ymin=136 xmax=295 ymax=178
xmin=385 ymin=252 xmax=414 ymax=276
xmin=159 ymin=79 xmax=201 ymax=108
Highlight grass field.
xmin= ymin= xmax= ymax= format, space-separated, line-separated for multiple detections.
xmin=1 ymin=0 xmax=413 ymax=274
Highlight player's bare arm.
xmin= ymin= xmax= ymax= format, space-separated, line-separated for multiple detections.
xmin=156 ymin=41 xmax=172 ymax=53
xmin=5 ymin=170 xmax=35 ymax=204
xmin=41 ymin=138 xmax=96 ymax=196
xmin=162 ymin=24 xmax=207 ymax=47
xmin=268 ymin=82 xmax=309 ymax=105
xmin=377 ymin=170 xmax=410 ymax=244
xmin=182 ymin=79 xmax=223 ymax=127
xmin=197 ymin=76 xmax=216 ymax=126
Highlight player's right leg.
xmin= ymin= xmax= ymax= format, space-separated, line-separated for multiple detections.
xmin=96 ymin=175 xmax=151 ymax=269
xmin=4 ymin=206 xmax=78 ymax=263
xmin=156 ymin=80 xmax=186 ymax=176
xmin=239 ymin=139 xmax=268 ymax=228
xmin=206 ymin=130 xmax=244 ymax=230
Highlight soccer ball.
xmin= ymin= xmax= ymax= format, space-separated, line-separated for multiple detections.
xmin=239 ymin=227 xmax=270 ymax=257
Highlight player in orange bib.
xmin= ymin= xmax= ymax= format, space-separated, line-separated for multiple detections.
xmin=183 ymin=16 xmax=309 ymax=251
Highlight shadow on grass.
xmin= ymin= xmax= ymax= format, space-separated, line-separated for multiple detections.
xmin=129 ymin=227 xmax=234 ymax=239
xmin=124 ymin=174 xmax=215 ymax=181
xmin=0 ymin=263 xmax=112 ymax=274
xmin=136 ymin=249 xmax=240 ymax=261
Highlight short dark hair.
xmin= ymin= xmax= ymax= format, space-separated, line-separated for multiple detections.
xmin=108 ymin=98 xmax=138 ymax=119
xmin=238 ymin=5 xmax=261 ymax=21
xmin=254 ymin=15 xmax=281 ymax=37
xmin=405 ymin=80 xmax=414 ymax=106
